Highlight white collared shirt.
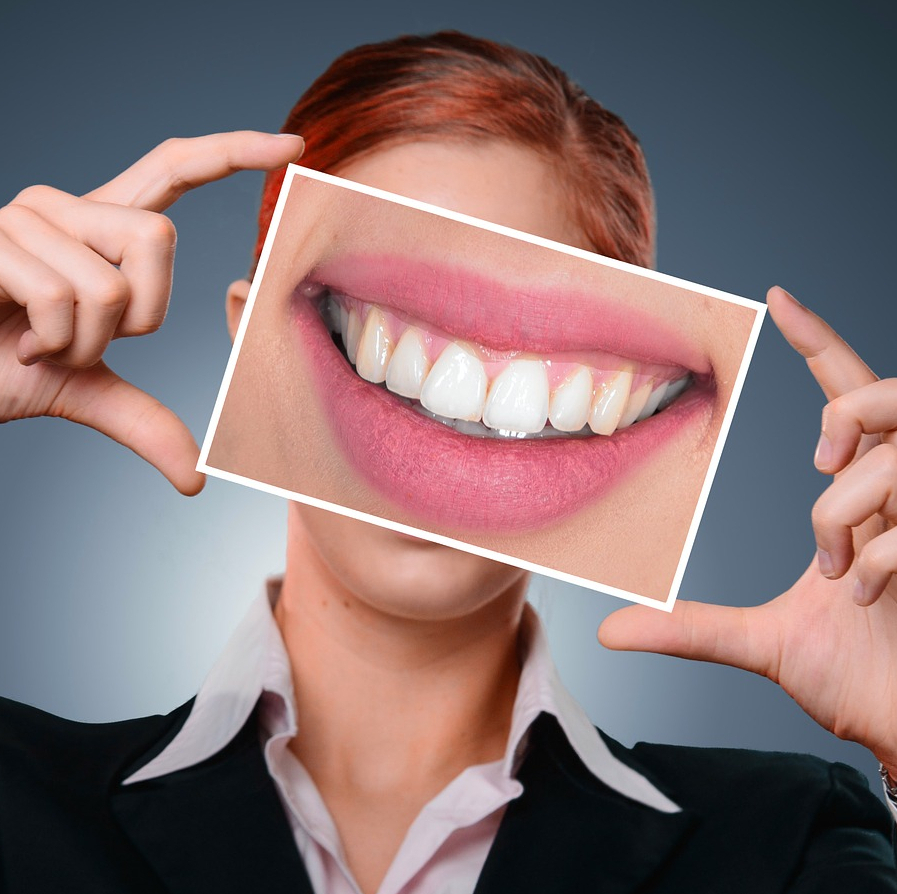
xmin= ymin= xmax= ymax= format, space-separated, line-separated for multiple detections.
xmin=123 ymin=580 xmax=679 ymax=894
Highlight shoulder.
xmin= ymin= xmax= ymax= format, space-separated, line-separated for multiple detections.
xmin=625 ymin=738 xmax=877 ymax=815
xmin=626 ymin=740 xmax=895 ymax=881
xmin=0 ymin=697 xmax=195 ymax=889
xmin=620 ymin=735 xmax=883 ymax=822
xmin=611 ymin=738 xmax=896 ymax=888
xmin=0 ymin=695 xmax=191 ymax=798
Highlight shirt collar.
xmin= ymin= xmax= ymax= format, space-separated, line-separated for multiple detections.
xmin=124 ymin=580 xmax=679 ymax=814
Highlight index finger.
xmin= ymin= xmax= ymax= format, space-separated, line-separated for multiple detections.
xmin=767 ymin=286 xmax=877 ymax=402
xmin=84 ymin=131 xmax=305 ymax=212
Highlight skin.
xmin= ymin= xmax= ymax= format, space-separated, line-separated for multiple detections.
xmin=273 ymin=508 xmax=527 ymax=890
xmin=2 ymin=132 xmax=897 ymax=891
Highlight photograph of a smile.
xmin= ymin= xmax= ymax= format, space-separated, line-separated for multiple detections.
xmin=205 ymin=168 xmax=762 ymax=604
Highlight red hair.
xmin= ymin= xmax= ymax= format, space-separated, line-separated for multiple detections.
xmin=256 ymin=31 xmax=655 ymax=268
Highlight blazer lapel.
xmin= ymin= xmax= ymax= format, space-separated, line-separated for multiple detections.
xmin=110 ymin=706 xmax=696 ymax=894
xmin=110 ymin=708 xmax=313 ymax=894
xmin=474 ymin=714 xmax=699 ymax=894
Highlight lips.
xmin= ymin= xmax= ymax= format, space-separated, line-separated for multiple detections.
xmin=311 ymin=254 xmax=712 ymax=372
xmin=291 ymin=254 xmax=715 ymax=534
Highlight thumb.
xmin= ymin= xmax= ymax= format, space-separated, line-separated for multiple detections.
xmin=598 ymin=600 xmax=774 ymax=678
xmin=56 ymin=363 xmax=206 ymax=495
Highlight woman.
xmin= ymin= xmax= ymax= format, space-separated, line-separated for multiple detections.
xmin=1 ymin=31 xmax=895 ymax=893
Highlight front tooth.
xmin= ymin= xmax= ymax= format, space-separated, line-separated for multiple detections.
xmin=617 ymin=378 xmax=654 ymax=429
xmin=385 ymin=328 xmax=430 ymax=399
xmin=355 ymin=307 xmax=393 ymax=383
xmin=548 ymin=366 xmax=592 ymax=432
xmin=483 ymin=360 xmax=549 ymax=434
xmin=589 ymin=369 xmax=633 ymax=435
xmin=636 ymin=380 xmax=668 ymax=422
xmin=345 ymin=308 xmax=362 ymax=364
xmin=420 ymin=343 xmax=487 ymax=421
xmin=339 ymin=305 xmax=349 ymax=343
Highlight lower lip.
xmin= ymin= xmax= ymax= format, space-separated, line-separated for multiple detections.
xmin=293 ymin=299 xmax=713 ymax=534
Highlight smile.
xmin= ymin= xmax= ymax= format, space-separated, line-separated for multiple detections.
xmin=291 ymin=254 xmax=715 ymax=533
xmin=311 ymin=286 xmax=692 ymax=440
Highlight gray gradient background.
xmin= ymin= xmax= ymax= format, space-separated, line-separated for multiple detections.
xmin=1 ymin=0 xmax=894 ymax=797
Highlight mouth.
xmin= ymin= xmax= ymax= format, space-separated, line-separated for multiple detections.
xmin=291 ymin=254 xmax=715 ymax=534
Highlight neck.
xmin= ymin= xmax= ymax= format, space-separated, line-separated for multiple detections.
xmin=276 ymin=516 xmax=527 ymax=796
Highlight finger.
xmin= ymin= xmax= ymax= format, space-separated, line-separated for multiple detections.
xmin=0 ymin=228 xmax=74 ymax=363
xmin=0 ymin=203 xmax=130 ymax=366
xmin=84 ymin=131 xmax=305 ymax=212
xmin=812 ymin=442 xmax=897 ymax=579
xmin=12 ymin=188 xmax=176 ymax=337
xmin=853 ymin=524 xmax=897 ymax=607
xmin=52 ymin=363 xmax=206 ymax=495
xmin=598 ymin=601 xmax=775 ymax=677
xmin=767 ymin=286 xmax=877 ymax=402
xmin=814 ymin=379 xmax=897 ymax=475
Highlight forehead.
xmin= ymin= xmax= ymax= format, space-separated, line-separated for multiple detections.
xmin=333 ymin=139 xmax=593 ymax=251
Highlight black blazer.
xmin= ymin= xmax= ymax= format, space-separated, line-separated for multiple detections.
xmin=0 ymin=696 xmax=895 ymax=893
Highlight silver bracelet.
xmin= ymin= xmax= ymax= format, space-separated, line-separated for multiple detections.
xmin=879 ymin=764 xmax=897 ymax=804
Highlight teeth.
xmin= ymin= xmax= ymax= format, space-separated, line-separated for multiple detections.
xmin=323 ymin=294 xmax=693 ymax=439
xmin=385 ymin=328 xmax=431 ymax=399
xmin=589 ymin=369 xmax=633 ymax=435
xmin=548 ymin=366 xmax=593 ymax=432
xmin=617 ymin=377 xmax=654 ymax=430
xmin=637 ymin=380 xmax=668 ymax=422
xmin=420 ymin=343 xmax=488 ymax=421
xmin=659 ymin=375 xmax=690 ymax=409
xmin=355 ymin=307 xmax=393 ymax=383
xmin=483 ymin=360 xmax=550 ymax=434
xmin=322 ymin=296 xmax=341 ymax=333
xmin=345 ymin=308 xmax=362 ymax=365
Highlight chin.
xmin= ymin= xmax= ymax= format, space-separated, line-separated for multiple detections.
xmin=349 ymin=540 xmax=528 ymax=622
xmin=294 ymin=503 xmax=528 ymax=622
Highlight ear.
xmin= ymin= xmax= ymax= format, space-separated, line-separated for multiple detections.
xmin=225 ymin=278 xmax=251 ymax=341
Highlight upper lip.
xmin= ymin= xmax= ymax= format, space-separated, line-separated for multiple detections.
xmin=307 ymin=253 xmax=712 ymax=376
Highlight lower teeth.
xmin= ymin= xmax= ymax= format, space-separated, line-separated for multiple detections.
xmin=407 ymin=401 xmax=591 ymax=440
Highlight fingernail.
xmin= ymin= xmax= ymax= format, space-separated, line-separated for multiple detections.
xmin=277 ymin=133 xmax=305 ymax=149
xmin=19 ymin=352 xmax=45 ymax=367
xmin=816 ymin=548 xmax=834 ymax=578
xmin=814 ymin=432 xmax=833 ymax=470
xmin=774 ymin=285 xmax=803 ymax=308
xmin=276 ymin=133 xmax=305 ymax=158
xmin=853 ymin=577 xmax=871 ymax=606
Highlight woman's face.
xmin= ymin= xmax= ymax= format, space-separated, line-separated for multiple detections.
xmin=217 ymin=139 xmax=756 ymax=603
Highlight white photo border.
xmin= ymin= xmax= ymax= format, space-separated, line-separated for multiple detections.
xmin=198 ymin=164 xmax=767 ymax=612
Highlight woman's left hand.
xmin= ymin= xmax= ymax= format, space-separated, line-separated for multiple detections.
xmin=599 ymin=286 xmax=897 ymax=776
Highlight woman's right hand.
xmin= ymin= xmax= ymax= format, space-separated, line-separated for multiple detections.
xmin=0 ymin=131 xmax=303 ymax=494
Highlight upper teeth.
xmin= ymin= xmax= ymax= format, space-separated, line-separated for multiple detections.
xmin=324 ymin=292 xmax=691 ymax=439
xmin=385 ymin=328 xmax=431 ymax=399
xmin=421 ymin=343 xmax=488 ymax=422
